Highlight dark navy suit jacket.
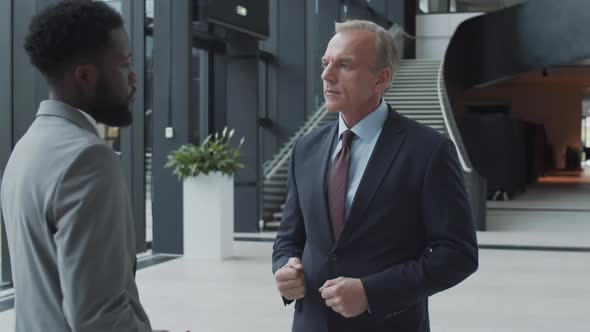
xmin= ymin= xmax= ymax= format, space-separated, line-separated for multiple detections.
xmin=272 ymin=106 xmax=478 ymax=332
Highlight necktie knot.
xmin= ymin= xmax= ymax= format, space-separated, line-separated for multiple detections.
xmin=341 ymin=130 xmax=355 ymax=148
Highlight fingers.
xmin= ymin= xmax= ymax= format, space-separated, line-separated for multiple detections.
xmin=275 ymin=258 xmax=306 ymax=300
xmin=275 ymin=265 xmax=302 ymax=282
xmin=325 ymin=296 xmax=340 ymax=308
xmin=320 ymin=283 xmax=338 ymax=300
xmin=277 ymin=276 xmax=304 ymax=291
xmin=320 ymin=278 xmax=340 ymax=292
xmin=325 ymin=298 xmax=346 ymax=317
xmin=282 ymin=287 xmax=305 ymax=300
xmin=277 ymin=272 xmax=305 ymax=300
xmin=287 ymin=257 xmax=304 ymax=271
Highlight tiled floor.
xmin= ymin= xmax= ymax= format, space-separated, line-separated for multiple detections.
xmin=480 ymin=171 xmax=590 ymax=248
xmin=1 ymin=242 xmax=588 ymax=332
xmin=1 ymin=171 xmax=588 ymax=331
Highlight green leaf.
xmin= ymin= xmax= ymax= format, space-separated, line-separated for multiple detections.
xmin=165 ymin=128 xmax=246 ymax=181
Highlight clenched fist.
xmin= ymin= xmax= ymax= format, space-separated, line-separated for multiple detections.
xmin=319 ymin=277 xmax=369 ymax=318
xmin=274 ymin=257 xmax=305 ymax=300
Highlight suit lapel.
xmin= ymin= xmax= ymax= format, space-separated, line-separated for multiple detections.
xmin=36 ymin=100 xmax=99 ymax=136
xmin=312 ymin=122 xmax=338 ymax=246
xmin=333 ymin=107 xmax=408 ymax=249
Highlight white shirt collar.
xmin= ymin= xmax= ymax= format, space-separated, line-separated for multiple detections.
xmin=337 ymin=98 xmax=388 ymax=143
xmin=77 ymin=109 xmax=99 ymax=133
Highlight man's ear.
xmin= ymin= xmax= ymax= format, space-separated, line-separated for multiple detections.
xmin=376 ymin=67 xmax=392 ymax=93
xmin=73 ymin=64 xmax=99 ymax=97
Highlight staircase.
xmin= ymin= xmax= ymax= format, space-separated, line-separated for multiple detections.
xmin=261 ymin=59 xmax=468 ymax=230
xmin=385 ymin=60 xmax=447 ymax=137
xmin=261 ymin=108 xmax=338 ymax=229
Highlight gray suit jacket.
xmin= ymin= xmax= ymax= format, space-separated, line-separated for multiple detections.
xmin=0 ymin=100 xmax=152 ymax=331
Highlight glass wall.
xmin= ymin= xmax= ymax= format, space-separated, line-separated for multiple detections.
xmin=145 ymin=0 xmax=154 ymax=244
xmin=97 ymin=0 xmax=124 ymax=152
xmin=0 ymin=0 xmax=12 ymax=286
xmin=97 ymin=0 xmax=149 ymax=252
xmin=418 ymin=0 xmax=528 ymax=14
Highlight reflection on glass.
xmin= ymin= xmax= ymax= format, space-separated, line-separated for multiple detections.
xmin=0 ymin=220 xmax=3 ymax=285
xmin=97 ymin=0 xmax=123 ymax=152
xmin=418 ymin=0 xmax=528 ymax=14
xmin=99 ymin=0 xmax=122 ymax=13
xmin=145 ymin=0 xmax=154 ymax=243
xmin=97 ymin=125 xmax=121 ymax=151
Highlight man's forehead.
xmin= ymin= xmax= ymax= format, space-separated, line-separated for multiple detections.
xmin=324 ymin=31 xmax=374 ymax=57
xmin=106 ymin=29 xmax=131 ymax=57
xmin=331 ymin=30 xmax=375 ymax=49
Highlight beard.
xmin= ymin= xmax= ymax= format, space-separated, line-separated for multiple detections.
xmin=86 ymin=78 xmax=134 ymax=127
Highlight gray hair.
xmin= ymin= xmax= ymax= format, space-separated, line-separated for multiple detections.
xmin=335 ymin=20 xmax=400 ymax=92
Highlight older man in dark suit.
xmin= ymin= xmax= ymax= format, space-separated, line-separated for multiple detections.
xmin=272 ymin=19 xmax=478 ymax=332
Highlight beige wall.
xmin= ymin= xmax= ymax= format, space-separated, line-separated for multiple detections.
xmin=462 ymin=84 xmax=584 ymax=169
xmin=416 ymin=12 xmax=482 ymax=59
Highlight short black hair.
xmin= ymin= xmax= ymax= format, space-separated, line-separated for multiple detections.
xmin=24 ymin=0 xmax=124 ymax=82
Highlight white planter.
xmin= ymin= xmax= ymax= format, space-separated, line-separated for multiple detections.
xmin=183 ymin=171 xmax=234 ymax=260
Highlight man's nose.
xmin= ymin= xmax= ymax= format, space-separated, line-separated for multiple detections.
xmin=321 ymin=64 xmax=334 ymax=83
xmin=129 ymin=67 xmax=137 ymax=84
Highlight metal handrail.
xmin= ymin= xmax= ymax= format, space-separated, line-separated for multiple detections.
xmin=262 ymin=106 xmax=327 ymax=176
xmin=264 ymin=104 xmax=332 ymax=180
xmin=437 ymin=60 xmax=473 ymax=173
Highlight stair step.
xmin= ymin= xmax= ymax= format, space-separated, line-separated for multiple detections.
xmin=392 ymin=79 xmax=437 ymax=83
xmin=396 ymin=74 xmax=438 ymax=78
xmin=395 ymin=105 xmax=442 ymax=109
xmin=396 ymin=70 xmax=438 ymax=75
xmin=264 ymin=196 xmax=285 ymax=203
xmin=263 ymin=187 xmax=287 ymax=194
xmin=264 ymin=221 xmax=281 ymax=230
xmin=391 ymin=79 xmax=437 ymax=83
xmin=414 ymin=118 xmax=444 ymax=123
xmin=390 ymin=86 xmax=438 ymax=90
xmin=399 ymin=64 xmax=440 ymax=68
xmin=390 ymin=88 xmax=438 ymax=92
xmin=394 ymin=75 xmax=438 ymax=79
xmin=387 ymin=100 xmax=440 ymax=105
xmin=387 ymin=93 xmax=439 ymax=98
xmin=263 ymin=180 xmax=288 ymax=187
xmin=396 ymin=68 xmax=439 ymax=73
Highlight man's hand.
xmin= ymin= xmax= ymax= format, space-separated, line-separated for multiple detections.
xmin=319 ymin=277 xmax=369 ymax=318
xmin=274 ymin=257 xmax=305 ymax=300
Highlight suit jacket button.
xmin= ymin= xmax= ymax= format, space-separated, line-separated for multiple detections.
xmin=329 ymin=254 xmax=338 ymax=263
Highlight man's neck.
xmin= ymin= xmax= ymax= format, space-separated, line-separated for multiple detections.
xmin=341 ymin=97 xmax=381 ymax=128
xmin=49 ymin=89 xmax=85 ymax=112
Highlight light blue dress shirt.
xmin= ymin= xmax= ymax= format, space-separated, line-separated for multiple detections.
xmin=330 ymin=99 xmax=388 ymax=218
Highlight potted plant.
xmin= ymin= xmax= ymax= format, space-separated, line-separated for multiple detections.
xmin=165 ymin=127 xmax=244 ymax=259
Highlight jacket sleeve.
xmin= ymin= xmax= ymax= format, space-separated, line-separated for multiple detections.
xmin=271 ymin=138 xmax=307 ymax=304
xmin=361 ymin=138 xmax=478 ymax=320
xmin=52 ymin=143 xmax=152 ymax=331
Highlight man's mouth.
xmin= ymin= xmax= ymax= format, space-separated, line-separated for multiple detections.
xmin=129 ymin=87 xmax=137 ymax=101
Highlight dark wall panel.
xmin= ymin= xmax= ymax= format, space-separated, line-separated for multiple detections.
xmin=276 ymin=0 xmax=307 ymax=144
xmin=128 ymin=0 xmax=147 ymax=252
xmin=0 ymin=0 xmax=13 ymax=284
xmin=12 ymin=0 xmax=55 ymax=142
xmin=152 ymin=0 xmax=191 ymax=254
xmin=0 ymin=0 xmax=12 ymax=171
xmin=226 ymin=57 xmax=260 ymax=232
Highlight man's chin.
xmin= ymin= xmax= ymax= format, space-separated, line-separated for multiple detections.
xmin=96 ymin=109 xmax=133 ymax=128
xmin=324 ymin=101 xmax=340 ymax=113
